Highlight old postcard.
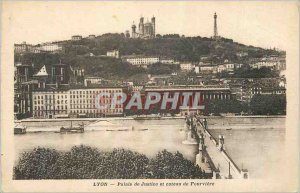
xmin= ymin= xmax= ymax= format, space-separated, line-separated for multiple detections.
xmin=1 ymin=1 xmax=299 ymax=192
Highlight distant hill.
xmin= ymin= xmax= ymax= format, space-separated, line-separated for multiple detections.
xmin=62 ymin=33 xmax=284 ymax=62
xmin=14 ymin=33 xmax=284 ymax=80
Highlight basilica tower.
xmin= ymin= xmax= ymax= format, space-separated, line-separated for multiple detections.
xmin=151 ymin=16 xmax=156 ymax=38
xmin=139 ymin=17 xmax=144 ymax=36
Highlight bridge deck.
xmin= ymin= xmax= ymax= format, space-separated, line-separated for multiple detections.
xmin=195 ymin=117 xmax=244 ymax=179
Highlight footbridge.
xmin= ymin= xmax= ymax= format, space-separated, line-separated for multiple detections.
xmin=183 ymin=115 xmax=249 ymax=179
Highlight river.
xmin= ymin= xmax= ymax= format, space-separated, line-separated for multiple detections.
xmin=14 ymin=117 xmax=285 ymax=179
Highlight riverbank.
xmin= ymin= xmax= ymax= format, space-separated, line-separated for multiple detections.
xmin=14 ymin=115 xmax=286 ymax=132
xmin=16 ymin=114 xmax=286 ymax=123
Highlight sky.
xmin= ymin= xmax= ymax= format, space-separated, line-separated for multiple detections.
xmin=3 ymin=1 xmax=299 ymax=50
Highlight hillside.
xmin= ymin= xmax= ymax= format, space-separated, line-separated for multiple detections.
xmin=62 ymin=33 xmax=283 ymax=61
xmin=15 ymin=33 xmax=284 ymax=80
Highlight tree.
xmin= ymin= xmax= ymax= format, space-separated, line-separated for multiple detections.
xmin=14 ymin=146 xmax=205 ymax=179
xmin=147 ymin=150 xmax=203 ymax=179
xmin=93 ymin=149 xmax=149 ymax=179
xmin=13 ymin=147 xmax=60 ymax=179
xmin=50 ymin=145 xmax=103 ymax=179
xmin=205 ymin=99 xmax=246 ymax=115
xmin=250 ymin=94 xmax=286 ymax=115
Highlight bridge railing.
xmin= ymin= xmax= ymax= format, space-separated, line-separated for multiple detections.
xmin=193 ymin=115 xmax=248 ymax=179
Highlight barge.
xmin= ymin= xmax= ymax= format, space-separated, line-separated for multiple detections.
xmin=60 ymin=122 xmax=84 ymax=133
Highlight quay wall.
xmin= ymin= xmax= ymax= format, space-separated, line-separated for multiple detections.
xmin=15 ymin=116 xmax=185 ymax=127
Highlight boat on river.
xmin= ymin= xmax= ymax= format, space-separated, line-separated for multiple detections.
xmin=14 ymin=124 xmax=27 ymax=134
xmin=60 ymin=122 xmax=84 ymax=133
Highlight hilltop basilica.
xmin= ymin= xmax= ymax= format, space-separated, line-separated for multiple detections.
xmin=130 ymin=16 xmax=156 ymax=39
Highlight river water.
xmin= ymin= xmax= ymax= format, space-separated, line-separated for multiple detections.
xmin=14 ymin=117 xmax=285 ymax=179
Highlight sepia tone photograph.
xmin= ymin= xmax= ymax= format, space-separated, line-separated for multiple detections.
xmin=1 ymin=1 xmax=299 ymax=192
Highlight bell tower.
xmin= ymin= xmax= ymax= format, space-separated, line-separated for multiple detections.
xmin=151 ymin=16 xmax=156 ymax=38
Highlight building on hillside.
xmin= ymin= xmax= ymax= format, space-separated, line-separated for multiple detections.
xmin=251 ymin=86 xmax=286 ymax=96
xmin=106 ymin=50 xmax=120 ymax=58
xmin=160 ymin=58 xmax=178 ymax=64
xmin=217 ymin=63 xmax=235 ymax=73
xmin=225 ymin=63 xmax=235 ymax=70
xmin=14 ymin=42 xmax=34 ymax=54
xmin=14 ymin=41 xmax=64 ymax=54
xmin=88 ymin=34 xmax=96 ymax=39
xmin=131 ymin=16 xmax=156 ymax=39
xmin=72 ymin=35 xmax=83 ymax=41
xmin=200 ymin=65 xmax=217 ymax=74
xmin=147 ymin=75 xmax=171 ymax=86
xmin=121 ymin=55 xmax=178 ymax=68
xmin=250 ymin=61 xmax=278 ymax=69
xmin=236 ymin=52 xmax=248 ymax=57
xmin=195 ymin=66 xmax=200 ymax=74
xmin=251 ymin=55 xmax=286 ymax=71
xmin=235 ymin=63 xmax=244 ymax=69
xmin=217 ymin=65 xmax=226 ymax=73
xmin=180 ymin=63 xmax=195 ymax=71
xmin=199 ymin=55 xmax=210 ymax=62
xmin=38 ymin=43 xmax=64 ymax=53
xmin=84 ymin=77 xmax=104 ymax=86
xmin=121 ymin=55 xmax=159 ymax=68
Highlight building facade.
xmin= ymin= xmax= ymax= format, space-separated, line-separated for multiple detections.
xmin=14 ymin=42 xmax=34 ymax=54
xmin=15 ymin=42 xmax=64 ymax=54
xmin=72 ymin=35 xmax=83 ymax=41
xmin=32 ymin=87 xmax=125 ymax=118
xmin=143 ymin=86 xmax=232 ymax=114
xmin=106 ymin=50 xmax=119 ymax=58
xmin=14 ymin=63 xmax=36 ymax=118
xmin=38 ymin=43 xmax=63 ymax=53
xmin=180 ymin=63 xmax=195 ymax=71
xmin=122 ymin=55 xmax=159 ymax=67
xmin=84 ymin=77 xmax=103 ymax=86
xmin=32 ymin=89 xmax=69 ymax=118
xmin=88 ymin=34 xmax=96 ymax=39
xmin=200 ymin=65 xmax=217 ymax=73
xmin=69 ymin=87 xmax=124 ymax=117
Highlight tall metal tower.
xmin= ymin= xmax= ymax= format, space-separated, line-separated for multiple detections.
xmin=214 ymin=12 xmax=218 ymax=39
